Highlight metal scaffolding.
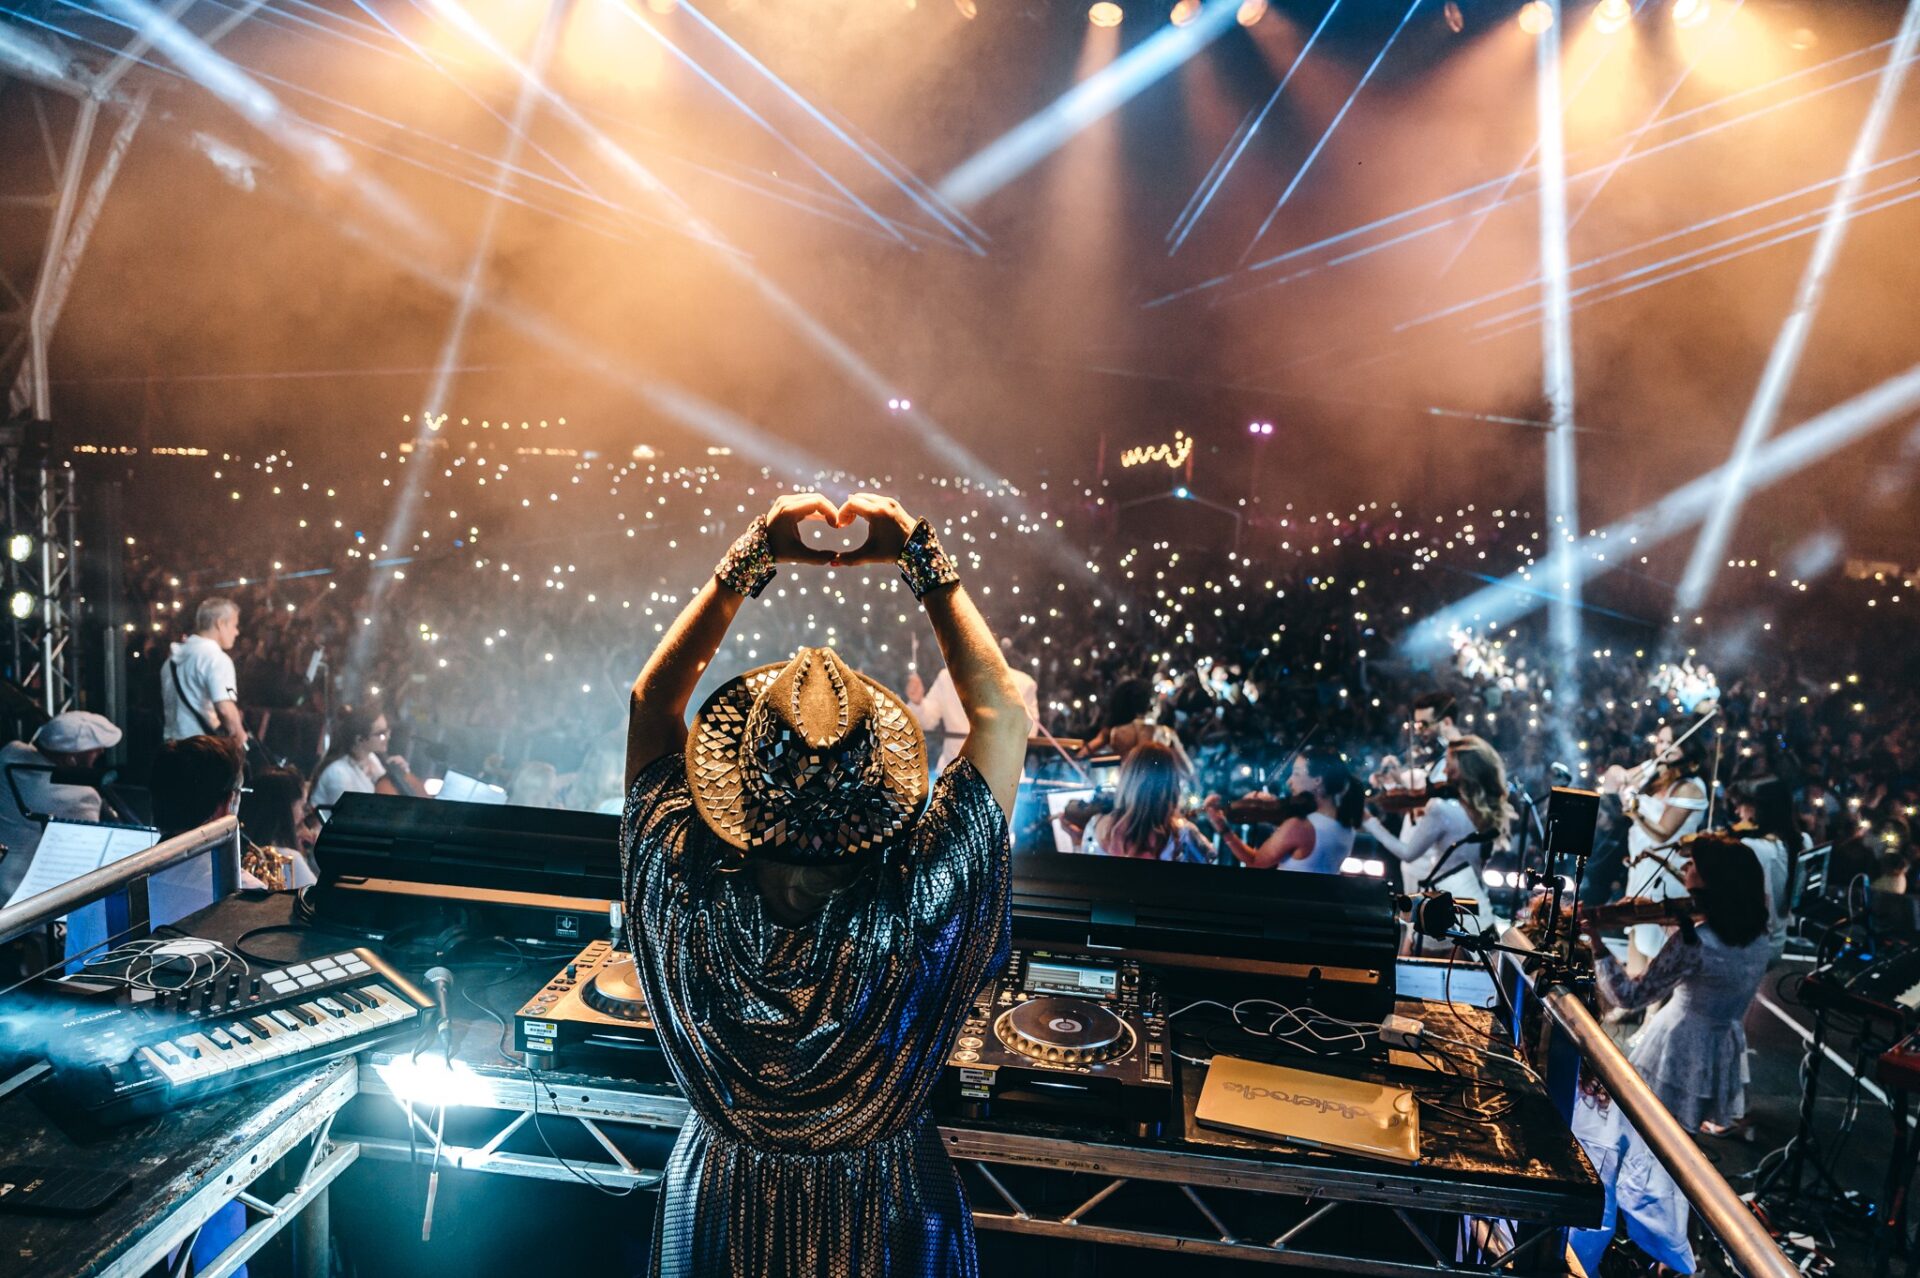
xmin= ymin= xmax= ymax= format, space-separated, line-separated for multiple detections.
xmin=2 ymin=442 xmax=80 ymax=714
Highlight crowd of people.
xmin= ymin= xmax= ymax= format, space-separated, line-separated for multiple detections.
xmin=96 ymin=443 xmax=1917 ymax=899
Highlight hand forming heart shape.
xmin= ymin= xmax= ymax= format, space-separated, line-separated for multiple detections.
xmin=761 ymin=492 xmax=918 ymax=567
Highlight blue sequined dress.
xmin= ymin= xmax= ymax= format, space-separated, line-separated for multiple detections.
xmin=621 ymin=754 xmax=1011 ymax=1278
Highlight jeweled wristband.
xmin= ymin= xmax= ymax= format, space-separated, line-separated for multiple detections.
xmin=715 ymin=516 xmax=777 ymax=598
xmin=897 ymin=518 xmax=960 ymax=601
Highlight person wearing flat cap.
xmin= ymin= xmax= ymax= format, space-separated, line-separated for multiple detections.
xmin=0 ymin=711 xmax=122 ymax=903
xmin=621 ymin=492 xmax=1027 ymax=1278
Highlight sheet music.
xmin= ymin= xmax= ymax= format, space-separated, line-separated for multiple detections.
xmin=3 ymin=821 xmax=160 ymax=909
xmin=437 ymin=770 xmax=507 ymax=804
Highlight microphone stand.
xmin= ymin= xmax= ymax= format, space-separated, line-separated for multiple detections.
xmin=1421 ymin=830 xmax=1492 ymax=894
xmin=1412 ymin=830 xmax=1491 ymax=959
xmin=1509 ymin=782 xmax=1545 ymax=918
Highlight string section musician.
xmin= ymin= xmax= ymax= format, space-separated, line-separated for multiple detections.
xmin=1202 ymin=749 xmax=1362 ymax=873
xmin=1605 ymin=722 xmax=1710 ymax=974
xmin=1371 ymin=691 xmax=1464 ymax=894
xmin=1362 ymin=735 xmax=1513 ymax=938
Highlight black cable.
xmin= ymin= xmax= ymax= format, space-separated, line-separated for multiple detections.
xmin=526 ymin=1066 xmax=639 ymax=1198
xmin=446 ymin=936 xmax=531 ymax=1066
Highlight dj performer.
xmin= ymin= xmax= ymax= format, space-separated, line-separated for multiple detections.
xmin=620 ymin=491 xmax=1027 ymax=1278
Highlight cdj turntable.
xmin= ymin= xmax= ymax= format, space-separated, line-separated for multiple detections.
xmin=513 ymin=938 xmax=665 ymax=1078
xmin=944 ymin=948 xmax=1172 ymax=1133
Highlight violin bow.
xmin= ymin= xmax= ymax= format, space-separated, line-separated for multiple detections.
xmin=1262 ymin=721 xmax=1320 ymax=792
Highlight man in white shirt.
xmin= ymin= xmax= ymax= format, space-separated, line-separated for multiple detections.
xmin=908 ymin=646 xmax=1039 ymax=772
xmin=160 ymin=597 xmax=246 ymax=746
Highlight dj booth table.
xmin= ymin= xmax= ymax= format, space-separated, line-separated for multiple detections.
xmin=3 ymin=892 xmax=1602 ymax=1276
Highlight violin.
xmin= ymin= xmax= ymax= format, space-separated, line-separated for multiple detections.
xmin=375 ymin=754 xmax=429 ymax=799
xmin=1581 ymin=892 xmax=1709 ymax=929
xmin=1210 ymin=791 xmax=1318 ymax=825
xmin=1370 ymin=782 xmax=1459 ymax=815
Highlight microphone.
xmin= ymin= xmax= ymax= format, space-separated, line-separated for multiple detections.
xmin=1397 ymin=891 xmax=1460 ymax=941
xmin=424 ymin=966 xmax=454 ymax=1056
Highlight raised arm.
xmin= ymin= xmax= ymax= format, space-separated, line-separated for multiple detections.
xmin=625 ymin=493 xmax=838 ymax=789
xmin=1361 ymin=805 xmax=1449 ymax=865
xmin=837 ymin=494 xmax=1026 ymax=816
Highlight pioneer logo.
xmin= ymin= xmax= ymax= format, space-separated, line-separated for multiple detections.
xmin=1047 ymin=1017 xmax=1083 ymax=1034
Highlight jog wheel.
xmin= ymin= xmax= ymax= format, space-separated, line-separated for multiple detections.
xmin=581 ymin=954 xmax=651 ymax=1023
xmin=994 ymin=997 xmax=1133 ymax=1066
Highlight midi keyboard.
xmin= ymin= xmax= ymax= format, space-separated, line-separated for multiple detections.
xmin=31 ymin=948 xmax=434 ymax=1126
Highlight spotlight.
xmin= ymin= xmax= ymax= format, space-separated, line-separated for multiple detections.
xmin=5 ymin=533 xmax=31 ymax=562
xmin=1174 ymin=486 xmax=1192 ymax=499
xmin=1593 ymin=0 xmax=1630 ymax=34
xmin=1236 ymin=0 xmax=1267 ymax=25
xmin=1170 ymin=0 xmax=1199 ymax=25
xmin=954 ymin=0 xmax=977 ymax=17
xmin=1442 ymin=1 xmax=1465 ymax=33
xmin=1088 ymin=2 xmax=1123 ymax=26
xmin=9 ymin=591 xmax=34 ymax=620
xmin=1517 ymin=1 xmax=1553 ymax=34
xmin=1788 ymin=26 xmax=1816 ymax=50
xmin=1672 ymin=0 xmax=1710 ymax=29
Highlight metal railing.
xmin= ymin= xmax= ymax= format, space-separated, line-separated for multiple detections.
xmin=1498 ymin=927 xmax=1798 ymax=1278
xmin=0 ymin=814 xmax=240 ymax=945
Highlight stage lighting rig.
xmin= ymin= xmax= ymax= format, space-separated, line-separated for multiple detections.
xmin=1089 ymin=2 xmax=1124 ymax=27
xmin=1236 ymin=0 xmax=1267 ymax=25
xmin=1517 ymin=1 xmax=1554 ymax=35
xmin=6 ymin=533 xmax=32 ymax=563
xmin=1593 ymin=0 xmax=1631 ymax=34
xmin=10 ymin=591 xmax=35 ymax=621
xmin=1170 ymin=0 xmax=1199 ymax=25
xmin=1673 ymin=0 xmax=1711 ymax=29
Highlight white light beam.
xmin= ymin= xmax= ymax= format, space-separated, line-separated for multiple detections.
xmin=1674 ymin=0 xmax=1920 ymax=611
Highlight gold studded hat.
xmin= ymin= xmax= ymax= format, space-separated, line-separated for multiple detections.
xmin=687 ymin=647 xmax=929 ymax=862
